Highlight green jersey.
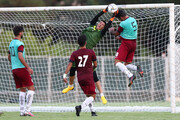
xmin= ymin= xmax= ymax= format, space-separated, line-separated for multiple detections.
xmin=9 ymin=39 xmax=25 ymax=70
xmin=72 ymin=25 xmax=102 ymax=68
xmin=82 ymin=25 xmax=102 ymax=49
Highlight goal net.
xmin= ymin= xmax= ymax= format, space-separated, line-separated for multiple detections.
xmin=0 ymin=4 xmax=179 ymax=113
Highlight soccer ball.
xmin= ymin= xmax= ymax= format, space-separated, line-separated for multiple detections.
xmin=108 ymin=3 xmax=118 ymax=13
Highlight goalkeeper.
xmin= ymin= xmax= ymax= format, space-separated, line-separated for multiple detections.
xmin=62 ymin=6 xmax=117 ymax=104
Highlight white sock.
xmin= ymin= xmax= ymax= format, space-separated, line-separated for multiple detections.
xmin=81 ymin=96 xmax=94 ymax=109
xmin=19 ymin=92 xmax=26 ymax=113
xmin=69 ymin=84 xmax=73 ymax=87
xmin=116 ymin=62 xmax=133 ymax=78
xmin=89 ymin=103 xmax=95 ymax=112
xmin=26 ymin=90 xmax=35 ymax=112
xmin=126 ymin=64 xmax=137 ymax=71
xmin=100 ymin=93 xmax=104 ymax=97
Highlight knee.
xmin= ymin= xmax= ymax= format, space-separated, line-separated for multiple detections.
xmin=20 ymin=88 xmax=26 ymax=92
xmin=28 ymin=85 xmax=35 ymax=91
xmin=92 ymin=94 xmax=96 ymax=100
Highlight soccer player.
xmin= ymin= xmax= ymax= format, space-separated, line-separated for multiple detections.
xmin=63 ymin=35 xmax=97 ymax=116
xmin=62 ymin=7 xmax=118 ymax=104
xmin=109 ymin=9 xmax=143 ymax=87
xmin=8 ymin=26 xmax=35 ymax=116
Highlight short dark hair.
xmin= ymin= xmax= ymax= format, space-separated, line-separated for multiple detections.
xmin=101 ymin=20 xmax=106 ymax=26
xmin=78 ymin=35 xmax=86 ymax=47
xmin=116 ymin=9 xmax=127 ymax=18
xmin=13 ymin=26 xmax=24 ymax=36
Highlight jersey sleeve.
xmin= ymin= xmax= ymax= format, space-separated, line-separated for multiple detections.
xmin=90 ymin=11 xmax=104 ymax=25
xmin=118 ymin=26 xmax=123 ymax=33
xmin=101 ymin=20 xmax=113 ymax=37
xmin=91 ymin=50 xmax=97 ymax=61
xmin=69 ymin=52 xmax=75 ymax=63
xmin=18 ymin=45 xmax=24 ymax=53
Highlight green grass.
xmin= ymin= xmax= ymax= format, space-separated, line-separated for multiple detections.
xmin=0 ymin=112 xmax=180 ymax=120
xmin=0 ymin=101 xmax=172 ymax=107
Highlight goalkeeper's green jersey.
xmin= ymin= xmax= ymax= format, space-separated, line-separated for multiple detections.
xmin=82 ymin=25 xmax=102 ymax=49
xmin=72 ymin=25 xmax=102 ymax=68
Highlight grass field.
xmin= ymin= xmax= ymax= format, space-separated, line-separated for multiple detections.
xmin=0 ymin=112 xmax=180 ymax=120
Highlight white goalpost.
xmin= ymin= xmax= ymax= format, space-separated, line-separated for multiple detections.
xmin=0 ymin=3 xmax=180 ymax=113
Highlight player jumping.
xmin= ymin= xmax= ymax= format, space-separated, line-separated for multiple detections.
xmin=109 ymin=9 xmax=143 ymax=87
xmin=62 ymin=6 xmax=118 ymax=104
xmin=8 ymin=26 xmax=35 ymax=116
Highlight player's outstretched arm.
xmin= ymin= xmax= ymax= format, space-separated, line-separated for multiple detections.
xmin=101 ymin=10 xmax=119 ymax=36
xmin=90 ymin=6 xmax=108 ymax=26
xmin=63 ymin=62 xmax=73 ymax=83
xmin=109 ymin=27 xmax=120 ymax=36
xmin=18 ymin=52 xmax=33 ymax=74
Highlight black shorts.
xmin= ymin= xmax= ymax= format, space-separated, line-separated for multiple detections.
xmin=70 ymin=67 xmax=99 ymax=82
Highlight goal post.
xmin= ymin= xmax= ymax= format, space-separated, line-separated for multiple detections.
xmin=0 ymin=3 xmax=179 ymax=113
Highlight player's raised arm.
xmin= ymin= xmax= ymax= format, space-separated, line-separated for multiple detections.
xmin=90 ymin=6 xmax=108 ymax=26
xmin=101 ymin=10 xmax=119 ymax=36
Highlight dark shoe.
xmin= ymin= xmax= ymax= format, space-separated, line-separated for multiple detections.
xmin=128 ymin=75 xmax=136 ymax=87
xmin=91 ymin=112 xmax=98 ymax=116
xmin=75 ymin=105 xmax=81 ymax=116
xmin=137 ymin=65 xmax=143 ymax=77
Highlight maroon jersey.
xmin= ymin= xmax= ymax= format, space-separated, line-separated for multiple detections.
xmin=69 ymin=48 xmax=96 ymax=82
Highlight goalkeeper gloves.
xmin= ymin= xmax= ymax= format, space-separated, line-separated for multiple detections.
xmin=103 ymin=6 xmax=109 ymax=13
xmin=113 ymin=10 xmax=119 ymax=17
xmin=110 ymin=10 xmax=119 ymax=21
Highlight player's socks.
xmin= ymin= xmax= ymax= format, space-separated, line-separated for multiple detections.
xmin=25 ymin=90 xmax=34 ymax=112
xmin=126 ymin=64 xmax=144 ymax=77
xmin=62 ymin=85 xmax=74 ymax=93
xmin=81 ymin=96 xmax=94 ymax=109
xmin=126 ymin=64 xmax=137 ymax=71
xmin=116 ymin=62 xmax=133 ymax=78
xmin=89 ymin=103 xmax=95 ymax=112
xmin=19 ymin=91 xmax=26 ymax=114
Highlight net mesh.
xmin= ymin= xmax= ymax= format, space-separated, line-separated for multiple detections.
xmin=0 ymin=5 xmax=178 ymax=112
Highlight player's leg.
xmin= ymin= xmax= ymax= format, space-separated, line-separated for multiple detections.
xmin=62 ymin=66 xmax=76 ymax=93
xmin=19 ymin=87 xmax=26 ymax=116
xmin=76 ymin=94 xmax=96 ymax=117
xmin=115 ymin=60 xmax=134 ymax=78
xmin=24 ymin=85 xmax=35 ymax=117
xmin=75 ymin=81 xmax=96 ymax=116
xmin=12 ymin=69 xmax=27 ymax=116
xmin=125 ymin=63 xmax=143 ymax=77
xmin=93 ymin=71 xmax=107 ymax=104
xmin=125 ymin=43 xmax=143 ymax=77
xmin=18 ymin=68 xmax=35 ymax=116
xmin=114 ymin=44 xmax=135 ymax=87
